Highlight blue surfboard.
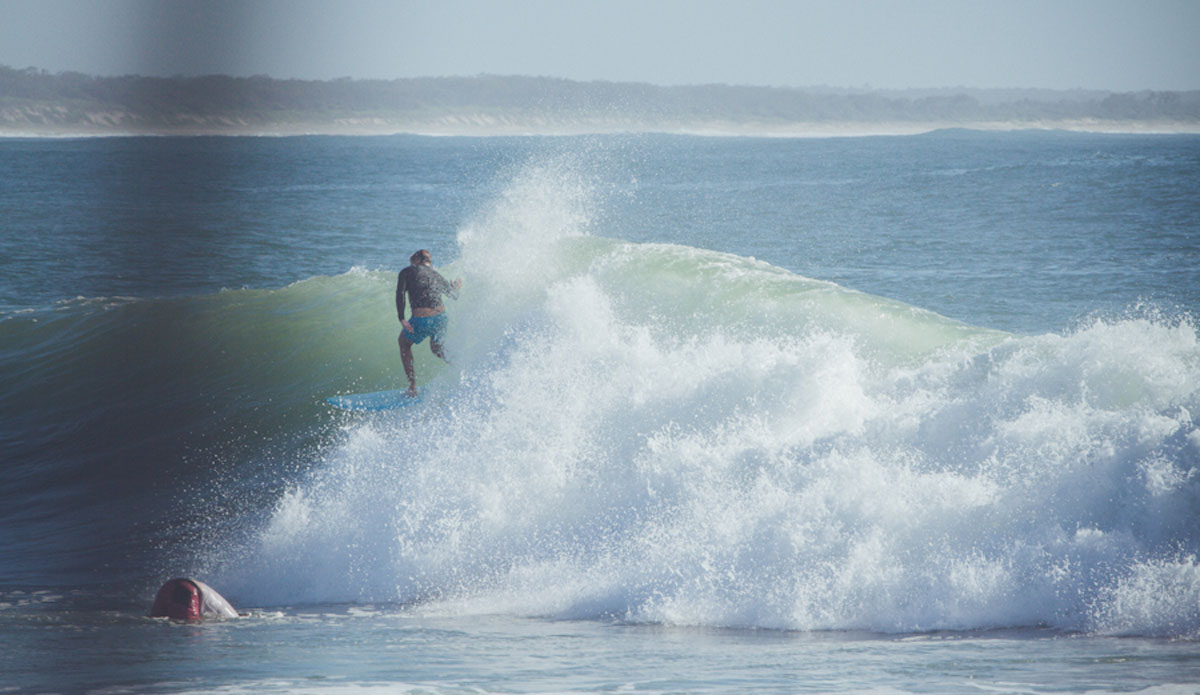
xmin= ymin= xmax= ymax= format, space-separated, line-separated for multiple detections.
xmin=325 ymin=389 xmax=423 ymax=412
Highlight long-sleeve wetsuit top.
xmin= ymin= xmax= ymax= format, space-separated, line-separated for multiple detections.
xmin=396 ymin=264 xmax=458 ymax=321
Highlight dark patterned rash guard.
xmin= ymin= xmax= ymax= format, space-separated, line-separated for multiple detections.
xmin=396 ymin=264 xmax=458 ymax=320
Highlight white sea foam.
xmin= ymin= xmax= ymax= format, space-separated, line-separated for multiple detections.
xmin=215 ymin=156 xmax=1200 ymax=637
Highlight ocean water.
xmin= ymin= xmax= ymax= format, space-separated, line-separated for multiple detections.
xmin=1 ymin=131 xmax=1199 ymax=693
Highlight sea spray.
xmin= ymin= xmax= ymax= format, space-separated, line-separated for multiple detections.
xmin=209 ymin=157 xmax=1200 ymax=638
xmin=449 ymin=148 xmax=606 ymax=369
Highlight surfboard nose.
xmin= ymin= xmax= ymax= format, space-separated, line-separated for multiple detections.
xmin=149 ymin=578 xmax=239 ymax=620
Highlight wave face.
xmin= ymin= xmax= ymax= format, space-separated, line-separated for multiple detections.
xmin=174 ymin=156 xmax=1200 ymax=637
xmin=0 ymin=270 xmax=405 ymax=589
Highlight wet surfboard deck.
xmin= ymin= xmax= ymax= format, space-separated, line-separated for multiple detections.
xmin=325 ymin=389 xmax=423 ymax=411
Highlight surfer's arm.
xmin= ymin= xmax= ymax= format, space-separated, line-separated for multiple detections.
xmin=395 ymin=271 xmax=408 ymax=322
xmin=439 ymin=272 xmax=462 ymax=300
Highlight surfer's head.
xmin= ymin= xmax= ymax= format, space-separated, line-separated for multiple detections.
xmin=410 ymin=249 xmax=432 ymax=266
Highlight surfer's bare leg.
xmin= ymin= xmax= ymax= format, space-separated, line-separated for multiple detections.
xmin=430 ymin=339 xmax=448 ymax=363
xmin=399 ymin=335 xmax=417 ymax=396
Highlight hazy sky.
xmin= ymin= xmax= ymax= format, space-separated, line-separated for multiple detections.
xmin=2 ymin=0 xmax=1198 ymax=91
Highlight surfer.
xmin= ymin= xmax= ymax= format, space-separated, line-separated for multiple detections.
xmin=397 ymin=249 xmax=461 ymax=397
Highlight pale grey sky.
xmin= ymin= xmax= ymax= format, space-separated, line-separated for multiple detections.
xmin=1 ymin=0 xmax=1197 ymax=90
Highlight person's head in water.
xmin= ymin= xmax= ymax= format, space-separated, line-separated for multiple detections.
xmin=411 ymin=249 xmax=432 ymax=266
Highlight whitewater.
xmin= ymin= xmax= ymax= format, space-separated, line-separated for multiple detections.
xmin=1 ymin=132 xmax=1199 ymax=693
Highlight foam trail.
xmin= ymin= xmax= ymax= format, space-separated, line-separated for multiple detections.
xmin=210 ymin=156 xmax=1200 ymax=638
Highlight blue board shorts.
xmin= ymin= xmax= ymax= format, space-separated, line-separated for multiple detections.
xmin=402 ymin=313 xmax=448 ymax=345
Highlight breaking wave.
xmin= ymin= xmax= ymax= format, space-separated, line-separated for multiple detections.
xmin=193 ymin=156 xmax=1200 ymax=637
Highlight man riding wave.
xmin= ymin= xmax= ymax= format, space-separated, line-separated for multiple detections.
xmin=396 ymin=249 xmax=461 ymax=397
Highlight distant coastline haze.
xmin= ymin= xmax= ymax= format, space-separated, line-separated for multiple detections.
xmin=2 ymin=67 xmax=1198 ymax=137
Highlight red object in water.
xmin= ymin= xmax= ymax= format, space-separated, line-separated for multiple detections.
xmin=150 ymin=578 xmax=239 ymax=620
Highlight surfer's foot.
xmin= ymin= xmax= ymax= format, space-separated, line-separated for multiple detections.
xmin=406 ymin=387 xmax=418 ymax=398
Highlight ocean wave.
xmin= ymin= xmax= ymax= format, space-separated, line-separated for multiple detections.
xmin=176 ymin=158 xmax=1200 ymax=637
xmin=3 ymin=150 xmax=1195 ymax=636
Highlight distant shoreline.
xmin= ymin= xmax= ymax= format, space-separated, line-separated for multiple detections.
xmin=4 ymin=120 xmax=1199 ymax=139
xmin=4 ymin=66 xmax=1199 ymax=138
